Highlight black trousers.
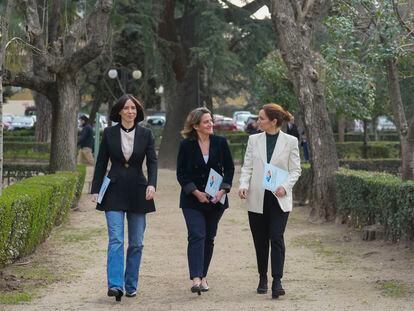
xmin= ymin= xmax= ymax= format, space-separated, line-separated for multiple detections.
xmin=182 ymin=207 xmax=224 ymax=279
xmin=248 ymin=190 xmax=289 ymax=279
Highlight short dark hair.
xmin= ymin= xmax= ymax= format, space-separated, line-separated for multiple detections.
xmin=110 ymin=94 xmax=145 ymax=123
xmin=79 ymin=115 xmax=89 ymax=123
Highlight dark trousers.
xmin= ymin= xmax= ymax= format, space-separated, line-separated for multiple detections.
xmin=182 ymin=207 xmax=224 ymax=279
xmin=248 ymin=190 xmax=289 ymax=280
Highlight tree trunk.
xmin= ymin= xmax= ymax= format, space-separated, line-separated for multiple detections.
xmin=0 ymin=0 xmax=13 ymax=194
xmin=338 ymin=114 xmax=345 ymax=143
xmin=158 ymin=67 xmax=198 ymax=168
xmin=49 ymin=76 xmax=79 ymax=172
xmin=270 ymin=0 xmax=339 ymax=221
xmin=33 ymin=91 xmax=52 ymax=142
xmin=384 ymin=58 xmax=414 ymax=179
xmin=362 ymin=119 xmax=368 ymax=159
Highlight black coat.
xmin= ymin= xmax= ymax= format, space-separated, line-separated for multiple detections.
xmin=176 ymin=135 xmax=235 ymax=210
xmin=91 ymin=124 xmax=157 ymax=213
xmin=287 ymin=123 xmax=300 ymax=141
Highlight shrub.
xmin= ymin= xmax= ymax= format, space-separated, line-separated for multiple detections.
xmin=339 ymin=159 xmax=401 ymax=175
xmin=335 ymin=142 xmax=400 ymax=159
xmin=0 ymin=167 xmax=86 ymax=267
xmin=336 ymin=169 xmax=414 ymax=241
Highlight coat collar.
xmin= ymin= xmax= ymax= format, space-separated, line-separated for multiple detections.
xmin=110 ymin=123 xmax=144 ymax=163
xmin=257 ymin=130 xmax=288 ymax=163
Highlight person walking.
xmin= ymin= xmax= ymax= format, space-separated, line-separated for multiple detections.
xmin=176 ymin=107 xmax=235 ymax=295
xmin=91 ymin=94 xmax=157 ymax=302
xmin=77 ymin=115 xmax=95 ymax=165
xmin=238 ymin=103 xmax=301 ymax=299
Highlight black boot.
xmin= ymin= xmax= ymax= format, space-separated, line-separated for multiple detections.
xmin=256 ymin=275 xmax=268 ymax=294
xmin=272 ymin=278 xmax=285 ymax=299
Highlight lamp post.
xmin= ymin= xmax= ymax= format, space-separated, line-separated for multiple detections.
xmin=107 ymin=67 xmax=142 ymax=94
xmin=156 ymin=85 xmax=165 ymax=111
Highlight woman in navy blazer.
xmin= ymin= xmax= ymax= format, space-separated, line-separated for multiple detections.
xmin=91 ymin=94 xmax=157 ymax=301
xmin=177 ymin=107 xmax=234 ymax=295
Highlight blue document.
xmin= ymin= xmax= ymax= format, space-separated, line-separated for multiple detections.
xmin=262 ymin=163 xmax=289 ymax=192
xmin=205 ymin=168 xmax=226 ymax=204
xmin=97 ymin=176 xmax=111 ymax=204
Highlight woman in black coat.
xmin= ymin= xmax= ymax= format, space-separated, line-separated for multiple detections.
xmin=91 ymin=94 xmax=157 ymax=301
xmin=176 ymin=107 xmax=235 ymax=295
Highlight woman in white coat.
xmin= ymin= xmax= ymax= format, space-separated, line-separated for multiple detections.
xmin=238 ymin=103 xmax=301 ymax=299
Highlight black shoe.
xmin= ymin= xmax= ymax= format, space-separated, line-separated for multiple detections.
xmin=108 ymin=288 xmax=124 ymax=302
xmin=191 ymin=284 xmax=201 ymax=296
xmin=272 ymin=279 xmax=285 ymax=299
xmin=256 ymin=275 xmax=268 ymax=294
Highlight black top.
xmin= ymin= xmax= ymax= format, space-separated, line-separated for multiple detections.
xmin=176 ymin=135 xmax=235 ymax=211
xmin=78 ymin=124 xmax=94 ymax=149
xmin=266 ymin=132 xmax=279 ymax=163
xmin=287 ymin=123 xmax=300 ymax=141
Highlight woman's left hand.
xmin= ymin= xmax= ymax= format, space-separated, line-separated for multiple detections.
xmin=146 ymin=185 xmax=156 ymax=200
xmin=211 ymin=189 xmax=226 ymax=204
xmin=274 ymin=186 xmax=286 ymax=198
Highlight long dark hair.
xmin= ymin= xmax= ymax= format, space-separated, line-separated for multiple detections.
xmin=110 ymin=94 xmax=145 ymax=123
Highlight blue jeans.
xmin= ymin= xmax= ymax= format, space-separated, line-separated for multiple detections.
xmin=105 ymin=211 xmax=146 ymax=293
xmin=182 ymin=208 xmax=224 ymax=279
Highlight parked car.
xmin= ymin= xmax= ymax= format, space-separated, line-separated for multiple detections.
xmin=376 ymin=116 xmax=396 ymax=131
xmin=140 ymin=113 xmax=166 ymax=128
xmin=2 ymin=114 xmax=14 ymax=130
xmin=9 ymin=116 xmax=35 ymax=130
xmin=233 ymin=112 xmax=252 ymax=131
xmin=232 ymin=110 xmax=251 ymax=120
xmin=213 ymin=117 xmax=238 ymax=132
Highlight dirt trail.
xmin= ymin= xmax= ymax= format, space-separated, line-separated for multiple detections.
xmin=1 ymin=167 xmax=413 ymax=311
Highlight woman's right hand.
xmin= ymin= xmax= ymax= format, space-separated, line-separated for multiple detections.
xmin=192 ymin=190 xmax=210 ymax=203
xmin=91 ymin=193 xmax=98 ymax=203
xmin=238 ymin=188 xmax=248 ymax=199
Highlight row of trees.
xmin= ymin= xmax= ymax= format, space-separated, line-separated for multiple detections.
xmin=1 ymin=0 xmax=413 ymax=221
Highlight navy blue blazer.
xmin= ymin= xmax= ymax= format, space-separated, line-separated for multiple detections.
xmin=176 ymin=135 xmax=235 ymax=210
xmin=91 ymin=124 xmax=157 ymax=213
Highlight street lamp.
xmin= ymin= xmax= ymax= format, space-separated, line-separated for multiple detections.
xmin=107 ymin=67 xmax=142 ymax=94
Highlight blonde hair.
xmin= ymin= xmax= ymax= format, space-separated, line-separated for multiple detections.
xmin=262 ymin=103 xmax=292 ymax=127
xmin=181 ymin=107 xmax=213 ymax=139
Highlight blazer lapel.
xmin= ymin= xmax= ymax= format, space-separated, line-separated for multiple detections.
xmin=112 ymin=124 xmax=127 ymax=163
xmin=270 ymin=130 xmax=288 ymax=163
xmin=257 ymin=132 xmax=267 ymax=164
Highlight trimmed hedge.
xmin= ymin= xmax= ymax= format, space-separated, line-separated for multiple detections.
xmin=3 ymin=136 xmax=36 ymax=142
xmin=334 ymin=132 xmax=399 ymax=142
xmin=335 ymin=142 xmax=400 ymax=159
xmin=339 ymin=159 xmax=401 ymax=175
xmin=4 ymin=141 xmax=50 ymax=153
xmin=336 ymin=169 xmax=414 ymax=241
xmin=0 ymin=166 xmax=86 ymax=267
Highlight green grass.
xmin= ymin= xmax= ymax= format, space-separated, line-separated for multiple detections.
xmin=292 ymin=234 xmax=345 ymax=263
xmin=0 ymin=291 xmax=33 ymax=304
xmin=59 ymin=227 xmax=105 ymax=243
xmin=376 ymin=280 xmax=410 ymax=298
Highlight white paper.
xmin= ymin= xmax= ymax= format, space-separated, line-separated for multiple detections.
xmin=205 ymin=168 xmax=226 ymax=205
xmin=262 ymin=163 xmax=289 ymax=192
xmin=97 ymin=176 xmax=111 ymax=204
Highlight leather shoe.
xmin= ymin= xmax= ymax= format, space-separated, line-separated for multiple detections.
xmin=256 ymin=275 xmax=268 ymax=294
xmin=108 ymin=288 xmax=123 ymax=302
xmin=272 ymin=279 xmax=285 ymax=299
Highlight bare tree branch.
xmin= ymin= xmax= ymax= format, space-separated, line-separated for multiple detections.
xmin=392 ymin=0 xmax=414 ymax=39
